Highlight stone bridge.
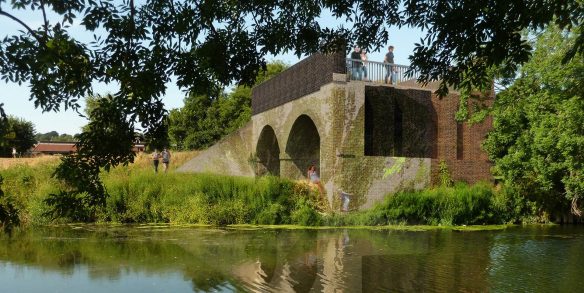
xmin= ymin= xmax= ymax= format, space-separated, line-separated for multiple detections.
xmin=178 ymin=52 xmax=493 ymax=209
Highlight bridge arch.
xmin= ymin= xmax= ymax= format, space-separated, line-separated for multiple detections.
xmin=285 ymin=114 xmax=321 ymax=179
xmin=256 ymin=125 xmax=280 ymax=176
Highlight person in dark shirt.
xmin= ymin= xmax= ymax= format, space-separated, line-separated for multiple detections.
xmin=350 ymin=46 xmax=362 ymax=80
xmin=360 ymin=49 xmax=369 ymax=81
xmin=384 ymin=46 xmax=397 ymax=84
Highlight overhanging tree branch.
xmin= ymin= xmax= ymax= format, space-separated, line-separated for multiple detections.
xmin=39 ymin=0 xmax=50 ymax=39
xmin=0 ymin=9 xmax=44 ymax=44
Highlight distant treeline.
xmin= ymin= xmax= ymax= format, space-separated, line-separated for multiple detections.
xmin=168 ymin=61 xmax=288 ymax=150
xmin=35 ymin=131 xmax=78 ymax=142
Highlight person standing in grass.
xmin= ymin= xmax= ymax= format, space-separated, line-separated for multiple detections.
xmin=12 ymin=147 xmax=17 ymax=158
xmin=161 ymin=148 xmax=171 ymax=173
xmin=152 ymin=149 xmax=160 ymax=173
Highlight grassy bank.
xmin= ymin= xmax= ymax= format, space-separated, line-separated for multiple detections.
xmin=0 ymin=153 xmax=535 ymax=228
xmin=322 ymin=182 xmax=528 ymax=226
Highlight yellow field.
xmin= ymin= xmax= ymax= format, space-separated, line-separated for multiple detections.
xmin=0 ymin=156 xmax=60 ymax=170
xmin=131 ymin=150 xmax=199 ymax=171
xmin=0 ymin=151 xmax=199 ymax=171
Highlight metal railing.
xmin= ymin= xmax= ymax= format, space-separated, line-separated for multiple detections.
xmin=346 ymin=58 xmax=416 ymax=85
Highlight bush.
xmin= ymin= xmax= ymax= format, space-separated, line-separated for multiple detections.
xmin=322 ymin=182 xmax=528 ymax=226
xmin=0 ymin=154 xmax=540 ymax=228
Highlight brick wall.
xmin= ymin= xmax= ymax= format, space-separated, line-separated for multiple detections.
xmin=430 ymin=92 xmax=493 ymax=184
xmin=364 ymin=86 xmax=437 ymax=158
xmin=364 ymin=84 xmax=493 ymax=184
xmin=251 ymin=52 xmax=346 ymax=115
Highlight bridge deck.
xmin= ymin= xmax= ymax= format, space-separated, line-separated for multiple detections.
xmin=251 ymin=53 xmax=433 ymax=115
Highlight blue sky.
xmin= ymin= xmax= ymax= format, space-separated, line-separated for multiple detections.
xmin=0 ymin=6 xmax=424 ymax=135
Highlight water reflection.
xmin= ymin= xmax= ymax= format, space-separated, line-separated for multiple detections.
xmin=0 ymin=225 xmax=584 ymax=292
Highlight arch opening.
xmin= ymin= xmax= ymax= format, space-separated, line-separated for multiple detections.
xmin=256 ymin=125 xmax=280 ymax=176
xmin=285 ymin=115 xmax=320 ymax=180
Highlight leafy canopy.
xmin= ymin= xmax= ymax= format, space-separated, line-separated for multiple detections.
xmin=484 ymin=25 xmax=584 ymax=216
xmin=0 ymin=115 xmax=36 ymax=157
xmin=169 ymin=61 xmax=288 ymax=150
xmin=35 ymin=131 xmax=77 ymax=142
xmin=0 ymin=0 xmax=582 ymax=216
xmin=1 ymin=1 xmax=583 ymax=116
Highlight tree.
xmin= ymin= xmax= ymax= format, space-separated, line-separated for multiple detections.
xmin=169 ymin=61 xmax=288 ymax=150
xmin=47 ymin=94 xmax=138 ymax=221
xmin=1 ymin=1 xmax=582 ymax=126
xmin=0 ymin=1 xmax=582 ymax=215
xmin=35 ymin=131 xmax=77 ymax=142
xmin=483 ymin=26 xmax=584 ymax=218
xmin=0 ymin=116 xmax=36 ymax=157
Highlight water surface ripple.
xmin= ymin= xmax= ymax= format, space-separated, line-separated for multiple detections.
xmin=0 ymin=225 xmax=583 ymax=292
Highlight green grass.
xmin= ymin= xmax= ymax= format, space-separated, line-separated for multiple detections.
xmin=322 ymin=182 xmax=527 ymax=226
xmin=101 ymin=170 xmax=319 ymax=225
xmin=0 ymin=156 xmax=535 ymax=228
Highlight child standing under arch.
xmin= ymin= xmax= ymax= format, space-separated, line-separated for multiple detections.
xmin=307 ymin=164 xmax=325 ymax=197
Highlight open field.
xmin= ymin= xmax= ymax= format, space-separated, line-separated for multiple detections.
xmin=0 ymin=151 xmax=199 ymax=171
xmin=0 ymin=156 xmax=60 ymax=171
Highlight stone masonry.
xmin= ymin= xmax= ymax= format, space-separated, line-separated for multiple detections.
xmin=179 ymin=53 xmax=493 ymax=210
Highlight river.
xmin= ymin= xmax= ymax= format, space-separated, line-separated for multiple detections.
xmin=0 ymin=225 xmax=582 ymax=292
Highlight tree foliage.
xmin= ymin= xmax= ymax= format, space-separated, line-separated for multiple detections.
xmin=0 ymin=175 xmax=19 ymax=233
xmin=47 ymin=94 xmax=138 ymax=220
xmin=35 ymin=131 xmax=77 ymax=142
xmin=484 ymin=26 xmax=584 ymax=217
xmin=0 ymin=0 xmax=582 ymax=215
xmin=0 ymin=115 xmax=36 ymax=157
xmin=169 ymin=61 xmax=287 ymax=150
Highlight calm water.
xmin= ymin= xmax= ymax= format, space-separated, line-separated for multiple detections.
xmin=0 ymin=225 xmax=583 ymax=292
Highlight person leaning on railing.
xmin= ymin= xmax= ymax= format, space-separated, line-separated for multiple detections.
xmin=384 ymin=45 xmax=397 ymax=85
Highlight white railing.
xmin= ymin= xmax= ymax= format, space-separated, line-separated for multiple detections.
xmin=346 ymin=58 xmax=416 ymax=85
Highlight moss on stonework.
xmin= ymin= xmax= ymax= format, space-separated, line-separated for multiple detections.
xmin=413 ymin=159 xmax=429 ymax=186
xmin=334 ymin=101 xmax=385 ymax=209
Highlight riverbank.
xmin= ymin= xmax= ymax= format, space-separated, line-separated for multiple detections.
xmin=0 ymin=153 xmax=536 ymax=228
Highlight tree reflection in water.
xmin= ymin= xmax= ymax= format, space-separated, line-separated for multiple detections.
xmin=1 ymin=225 xmax=584 ymax=292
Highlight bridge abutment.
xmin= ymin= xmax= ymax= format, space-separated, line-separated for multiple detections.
xmin=179 ymin=53 xmax=494 ymax=211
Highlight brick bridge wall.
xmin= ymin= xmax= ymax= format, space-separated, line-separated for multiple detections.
xmin=251 ymin=76 xmax=493 ymax=210
xmin=251 ymin=52 xmax=346 ymax=114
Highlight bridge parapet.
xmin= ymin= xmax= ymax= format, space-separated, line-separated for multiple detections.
xmin=252 ymin=53 xmax=427 ymax=116
xmin=251 ymin=52 xmax=345 ymax=115
xmin=346 ymin=58 xmax=417 ymax=85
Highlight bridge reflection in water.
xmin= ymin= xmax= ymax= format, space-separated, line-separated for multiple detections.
xmin=3 ymin=226 xmax=583 ymax=292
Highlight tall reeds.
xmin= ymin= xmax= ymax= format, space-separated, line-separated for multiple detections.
xmin=0 ymin=153 xmax=531 ymax=227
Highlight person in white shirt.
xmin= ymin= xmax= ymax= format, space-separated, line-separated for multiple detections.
xmin=152 ymin=149 xmax=160 ymax=173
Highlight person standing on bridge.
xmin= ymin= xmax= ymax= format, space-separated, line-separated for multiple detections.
xmin=360 ymin=49 xmax=369 ymax=81
xmin=350 ymin=46 xmax=362 ymax=80
xmin=384 ymin=45 xmax=397 ymax=85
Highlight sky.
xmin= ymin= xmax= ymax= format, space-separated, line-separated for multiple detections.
xmin=0 ymin=5 xmax=424 ymax=135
